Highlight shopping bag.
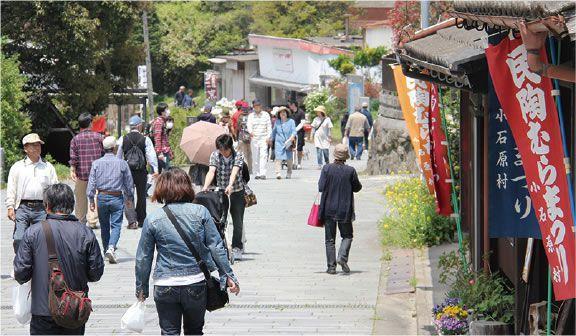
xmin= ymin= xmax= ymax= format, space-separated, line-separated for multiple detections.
xmin=342 ymin=136 xmax=349 ymax=147
xmin=121 ymin=301 xmax=146 ymax=333
xmin=12 ymin=281 xmax=31 ymax=325
xmin=307 ymin=194 xmax=323 ymax=227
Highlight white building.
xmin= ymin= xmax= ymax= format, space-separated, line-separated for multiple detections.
xmin=247 ymin=34 xmax=353 ymax=106
xmin=362 ymin=20 xmax=394 ymax=50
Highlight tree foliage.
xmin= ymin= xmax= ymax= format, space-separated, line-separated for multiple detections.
xmin=328 ymin=54 xmax=355 ymax=77
xmin=1 ymin=1 xmax=143 ymax=126
xmin=389 ymin=1 xmax=454 ymax=48
xmin=1 ymin=50 xmax=31 ymax=180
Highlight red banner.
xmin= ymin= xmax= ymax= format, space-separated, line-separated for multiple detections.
xmin=486 ymin=36 xmax=575 ymax=300
xmin=392 ymin=65 xmax=453 ymax=216
xmin=430 ymin=85 xmax=453 ymax=216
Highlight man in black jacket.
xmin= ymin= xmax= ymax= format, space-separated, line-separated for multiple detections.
xmin=14 ymin=183 xmax=104 ymax=335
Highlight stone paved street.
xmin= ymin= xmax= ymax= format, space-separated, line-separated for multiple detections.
xmin=0 ymin=154 xmax=405 ymax=335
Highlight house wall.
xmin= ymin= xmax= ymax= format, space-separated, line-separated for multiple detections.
xmin=257 ymin=45 xmax=341 ymax=85
xmin=365 ymin=26 xmax=394 ymax=49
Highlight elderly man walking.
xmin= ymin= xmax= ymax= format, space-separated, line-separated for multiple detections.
xmin=14 ymin=183 xmax=104 ymax=335
xmin=88 ymin=136 xmax=134 ymax=264
xmin=6 ymin=133 xmax=58 ymax=253
xmin=117 ymin=115 xmax=158 ymax=229
xmin=345 ymin=107 xmax=370 ymax=160
xmin=247 ymin=99 xmax=271 ymax=179
xmin=69 ymin=113 xmax=104 ymax=229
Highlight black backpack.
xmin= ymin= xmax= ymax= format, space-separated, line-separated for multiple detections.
xmin=123 ymin=133 xmax=147 ymax=171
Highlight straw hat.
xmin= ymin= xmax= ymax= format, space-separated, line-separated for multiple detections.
xmin=277 ymin=106 xmax=290 ymax=116
xmin=313 ymin=105 xmax=326 ymax=114
xmin=333 ymin=144 xmax=350 ymax=161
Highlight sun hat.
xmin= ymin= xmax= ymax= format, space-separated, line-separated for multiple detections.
xmin=271 ymin=106 xmax=280 ymax=116
xmin=362 ymin=101 xmax=369 ymax=107
xmin=22 ymin=133 xmax=45 ymax=145
xmin=102 ymin=136 xmax=117 ymax=150
xmin=313 ymin=105 xmax=326 ymax=114
xmin=333 ymin=144 xmax=350 ymax=161
xmin=129 ymin=115 xmax=143 ymax=126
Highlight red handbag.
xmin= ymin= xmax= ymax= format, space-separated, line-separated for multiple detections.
xmin=307 ymin=194 xmax=323 ymax=227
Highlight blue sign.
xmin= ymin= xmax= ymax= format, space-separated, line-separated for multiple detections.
xmin=488 ymin=77 xmax=541 ymax=238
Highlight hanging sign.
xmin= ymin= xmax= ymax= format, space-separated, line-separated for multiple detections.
xmin=488 ymin=76 xmax=541 ymax=238
xmin=392 ymin=65 xmax=452 ymax=215
xmin=486 ymin=36 xmax=575 ymax=300
xmin=429 ymin=85 xmax=453 ymax=216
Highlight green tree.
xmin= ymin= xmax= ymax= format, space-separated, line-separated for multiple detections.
xmin=250 ymin=1 xmax=351 ymax=38
xmin=328 ymin=54 xmax=355 ymax=76
xmin=1 ymin=50 xmax=31 ymax=181
xmin=1 ymin=1 xmax=143 ymax=130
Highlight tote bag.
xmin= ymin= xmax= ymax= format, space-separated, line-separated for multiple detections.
xmin=307 ymin=193 xmax=323 ymax=227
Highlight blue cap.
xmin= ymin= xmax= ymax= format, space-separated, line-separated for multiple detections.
xmin=129 ymin=115 xmax=143 ymax=126
xmin=252 ymin=99 xmax=261 ymax=106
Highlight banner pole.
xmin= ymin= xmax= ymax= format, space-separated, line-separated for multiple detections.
xmin=548 ymin=37 xmax=576 ymax=227
xmin=547 ymin=266 xmax=552 ymax=335
xmin=438 ymin=87 xmax=468 ymax=271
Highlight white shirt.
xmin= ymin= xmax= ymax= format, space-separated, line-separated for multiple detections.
xmin=154 ymin=273 xmax=206 ymax=286
xmin=6 ymin=157 xmax=59 ymax=209
xmin=311 ymin=117 xmax=333 ymax=149
xmin=247 ymin=111 xmax=271 ymax=143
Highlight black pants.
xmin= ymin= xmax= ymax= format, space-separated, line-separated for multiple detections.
xmin=324 ymin=218 xmax=353 ymax=270
xmin=154 ymin=282 xmax=207 ymax=335
xmin=125 ymin=169 xmax=148 ymax=226
xmin=222 ymin=190 xmax=245 ymax=249
xmin=30 ymin=315 xmax=85 ymax=335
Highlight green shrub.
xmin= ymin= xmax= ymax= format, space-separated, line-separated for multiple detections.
xmin=381 ymin=177 xmax=455 ymax=248
xmin=438 ymin=248 xmax=515 ymax=324
xmin=45 ymin=154 xmax=70 ymax=181
xmin=166 ymin=89 xmax=204 ymax=166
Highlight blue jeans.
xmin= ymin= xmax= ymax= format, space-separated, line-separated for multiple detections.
xmin=348 ymin=136 xmax=364 ymax=160
xmin=316 ymin=148 xmax=329 ymax=165
xmin=97 ymin=194 xmax=124 ymax=250
xmin=13 ymin=203 xmax=46 ymax=253
xmin=154 ymin=282 xmax=207 ymax=335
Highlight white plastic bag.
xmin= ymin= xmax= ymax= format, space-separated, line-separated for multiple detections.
xmin=342 ymin=136 xmax=349 ymax=147
xmin=12 ymin=281 xmax=32 ymax=325
xmin=121 ymin=301 xmax=146 ymax=333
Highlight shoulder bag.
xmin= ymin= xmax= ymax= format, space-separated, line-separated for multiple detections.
xmin=42 ymin=221 xmax=92 ymax=329
xmin=162 ymin=206 xmax=229 ymax=311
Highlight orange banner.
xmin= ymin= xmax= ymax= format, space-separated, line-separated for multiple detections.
xmin=392 ymin=65 xmax=435 ymax=194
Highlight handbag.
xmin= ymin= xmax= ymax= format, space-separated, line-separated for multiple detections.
xmin=244 ymin=185 xmax=257 ymax=208
xmin=307 ymin=193 xmax=323 ymax=227
xmin=162 ymin=206 xmax=229 ymax=312
xmin=42 ymin=221 xmax=92 ymax=329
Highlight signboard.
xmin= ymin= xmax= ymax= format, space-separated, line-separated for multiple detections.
xmin=272 ymin=48 xmax=293 ymax=72
xmin=488 ymin=76 xmax=541 ymax=238
xmin=486 ymin=35 xmax=575 ymax=300
xmin=138 ymin=65 xmax=147 ymax=89
xmin=204 ymin=71 xmax=219 ymax=101
xmin=347 ymin=74 xmax=364 ymax=115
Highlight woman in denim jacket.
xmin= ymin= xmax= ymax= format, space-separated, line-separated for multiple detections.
xmin=135 ymin=168 xmax=239 ymax=335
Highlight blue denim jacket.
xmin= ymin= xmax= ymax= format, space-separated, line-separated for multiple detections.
xmin=135 ymin=202 xmax=237 ymax=298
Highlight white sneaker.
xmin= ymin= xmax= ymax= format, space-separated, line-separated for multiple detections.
xmin=297 ymin=164 xmax=302 ymax=170
xmin=232 ymin=248 xmax=243 ymax=261
xmin=105 ymin=247 xmax=117 ymax=264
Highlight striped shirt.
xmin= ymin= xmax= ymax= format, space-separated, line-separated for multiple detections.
xmin=247 ymin=111 xmax=272 ymax=142
xmin=87 ymin=153 xmax=134 ymax=202
xmin=69 ymin=130 xmax=104 ymax=181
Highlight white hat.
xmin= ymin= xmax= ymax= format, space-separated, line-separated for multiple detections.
xmin=22 ymin=133 xmax=45 ymax=145
xmin=102 ymin=136 xmax=117 ymax=150
xmin=271 ymin=106 xmax=280 ymax=116
xmin=362 ymin=101 xmax=369 ymax=107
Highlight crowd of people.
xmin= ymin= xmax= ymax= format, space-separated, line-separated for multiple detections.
xmin=6 ymin=86 xmax=370 ymax=334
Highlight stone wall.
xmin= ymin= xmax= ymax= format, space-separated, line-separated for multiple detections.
xmin=366 ymin=90 xmax=419 ymax=175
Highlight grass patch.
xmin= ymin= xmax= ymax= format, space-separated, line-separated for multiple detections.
xmin=380 ymin=177 xmax=455 ymax=248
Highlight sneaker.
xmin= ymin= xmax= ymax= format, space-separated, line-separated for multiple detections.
xmin=276 ymin=174 xmax=282 ymax=180
xmin=105 ymin=247 xmax=117 ymax=264
xmin=285 ymin=174 xmax=291 ymax=179
xmin=232 ymin=248 xmax=243 ymax=261
xmin=127 ymin=222 xmax=138 ymax=230
xmin=259 ymin=176 xmax=266 ymax=180
xmin=255 ymin=176 xmax=261 ymax=180
xmin=337 ymin=259 xmax=350 ymax=273
xmin=326 ymin=268 xmax=337 ymax=275
xmin=297 ymin=164 xmax=302 ymax=170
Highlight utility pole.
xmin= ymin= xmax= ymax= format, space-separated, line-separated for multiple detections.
xmin=420 ymin=0 xmax=430 ymax=29
xmin=142 ymin=9 xmax=154 ymax=122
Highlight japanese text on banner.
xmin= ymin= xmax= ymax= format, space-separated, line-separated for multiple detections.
xmin=486 ymin=36 xmax=575 ymax=300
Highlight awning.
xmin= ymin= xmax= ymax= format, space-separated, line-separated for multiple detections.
xmin=249 ymin=76 xmax=314 ymax=93
xmin=396 ymin=23 xmax=488 ymax=93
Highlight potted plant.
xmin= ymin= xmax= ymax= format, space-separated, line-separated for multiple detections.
xmin=433 ymin=298 xmax=469 ymax=335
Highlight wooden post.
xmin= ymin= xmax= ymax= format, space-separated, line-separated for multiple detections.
xmin=142 ymin=9 xmax=154 ymax=121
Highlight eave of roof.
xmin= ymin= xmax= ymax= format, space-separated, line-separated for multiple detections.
xmin=248 ymin=34 xmax=353 ymax=56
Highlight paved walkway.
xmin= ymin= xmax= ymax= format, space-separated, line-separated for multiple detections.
xmin=0 ymin=153 xmax=397 ymax=335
